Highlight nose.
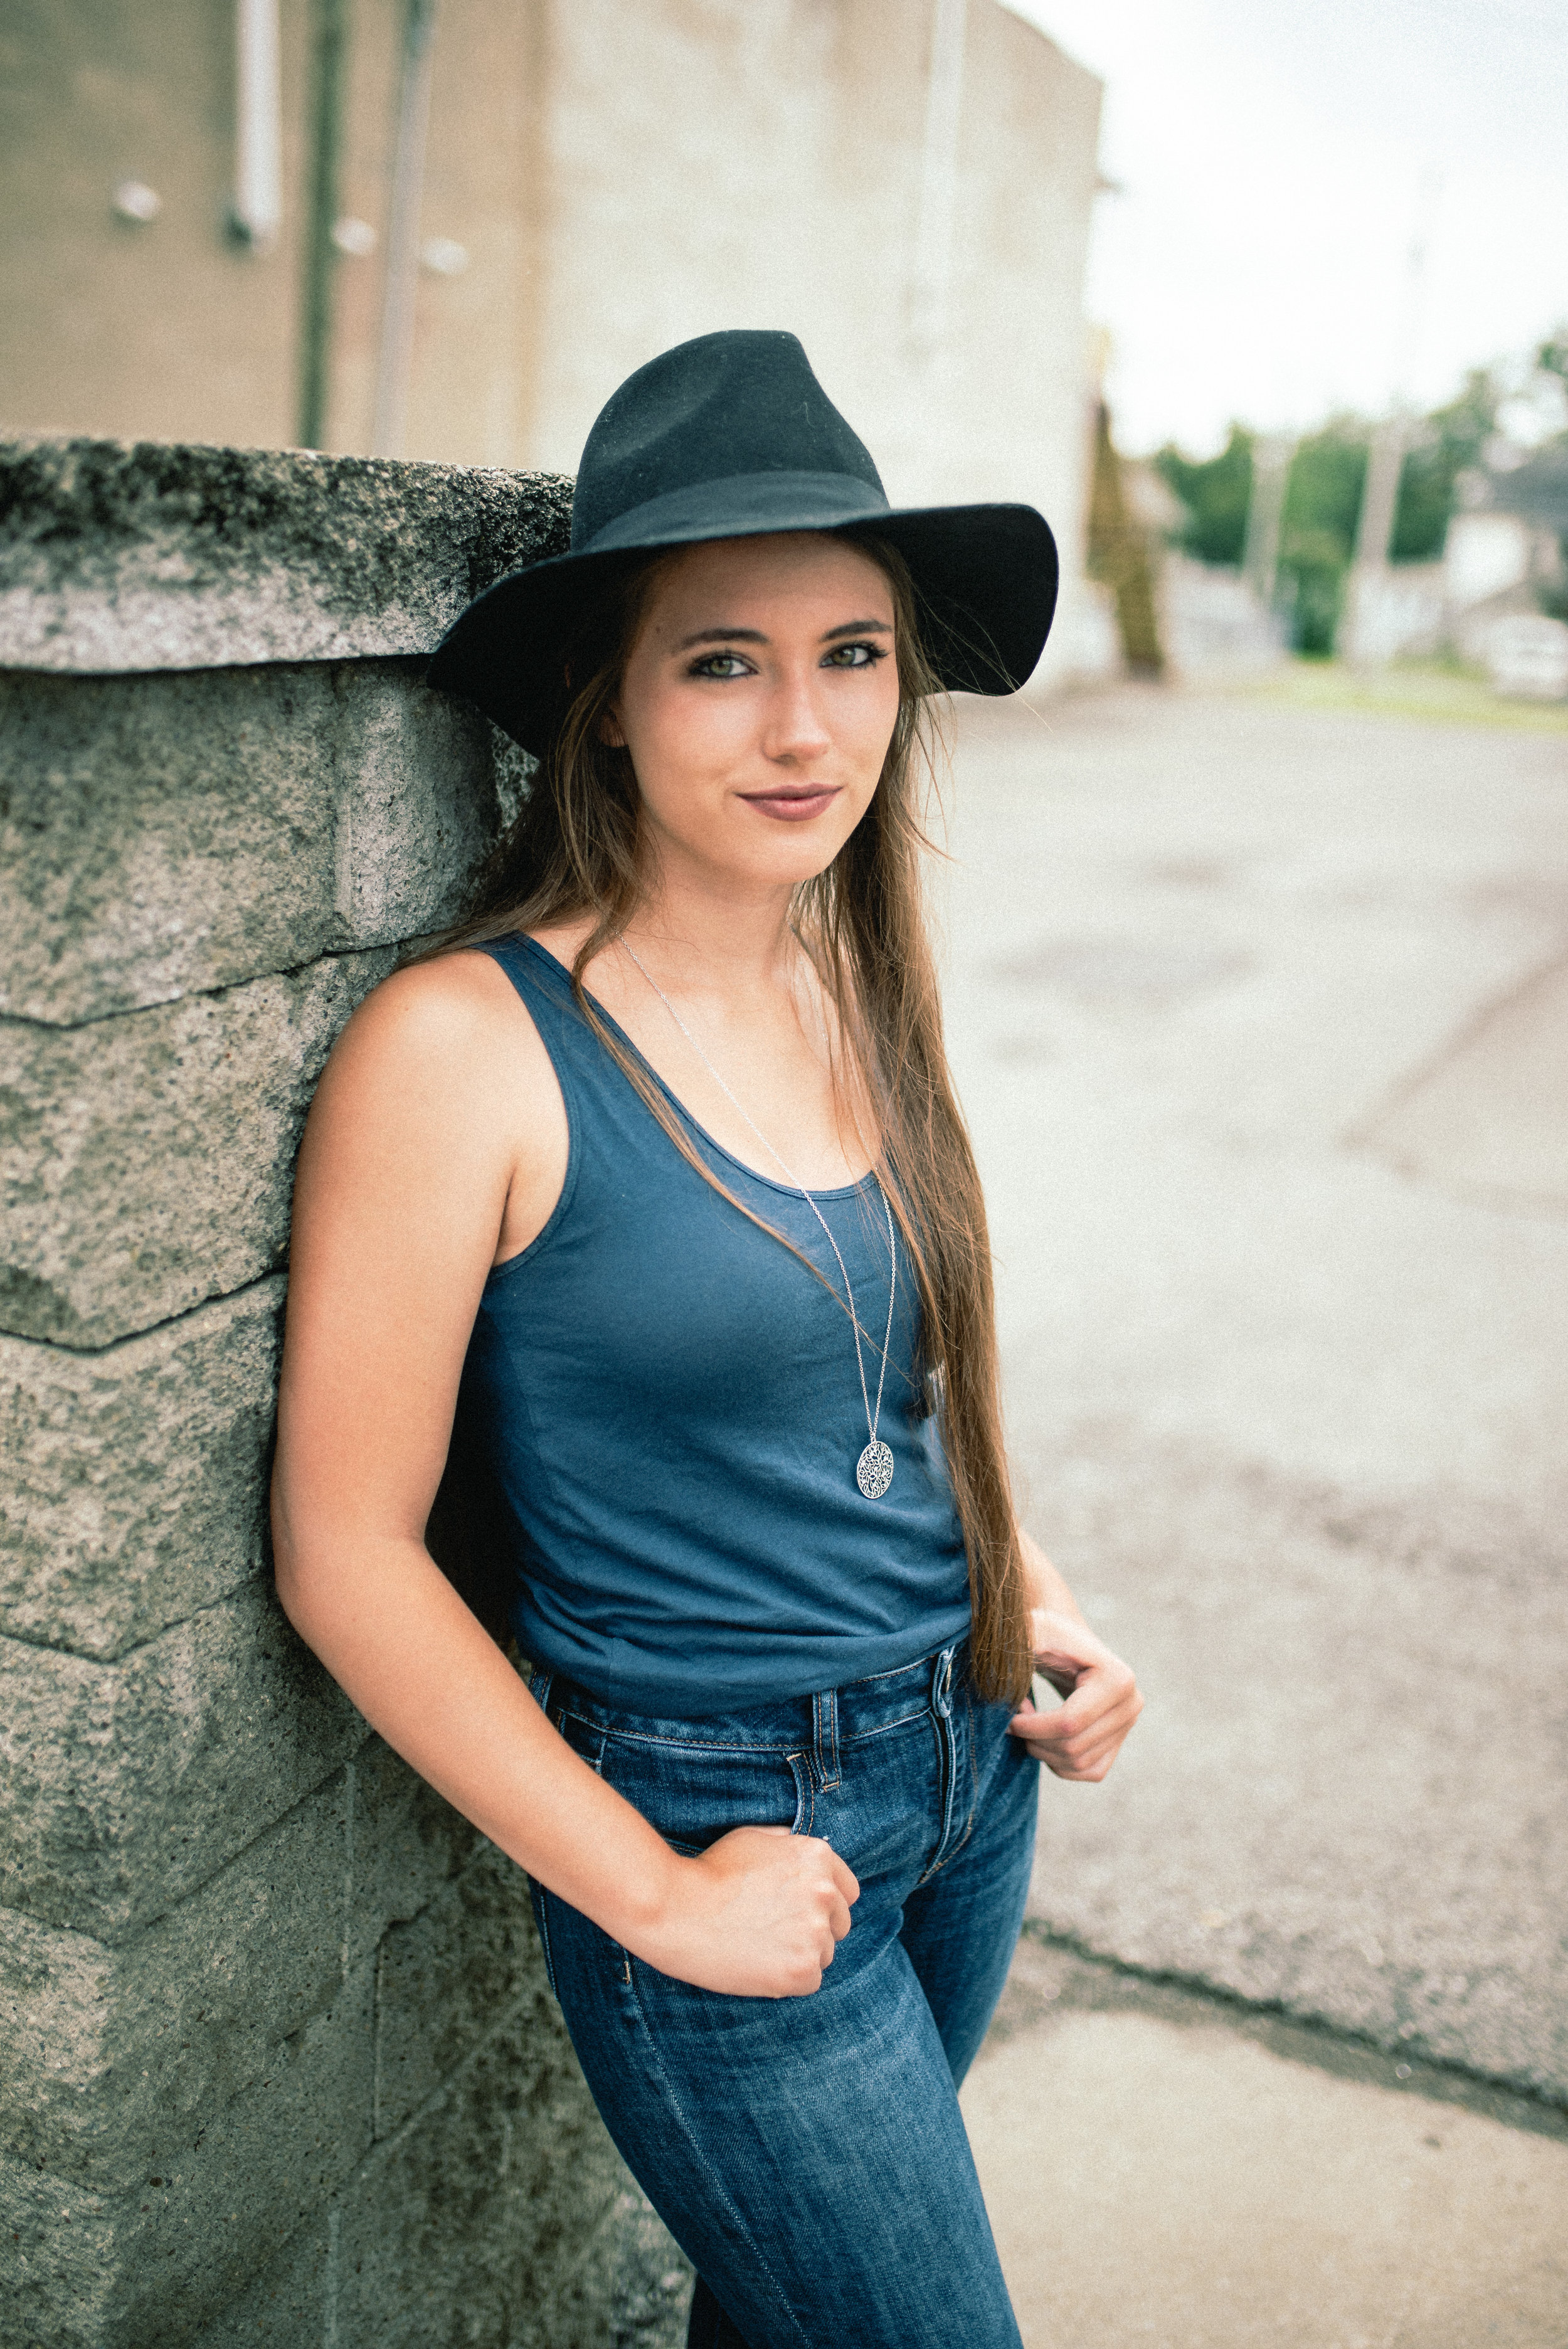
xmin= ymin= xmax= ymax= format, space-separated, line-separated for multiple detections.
xmin=760 ymin=662 xmax=833 ymax=766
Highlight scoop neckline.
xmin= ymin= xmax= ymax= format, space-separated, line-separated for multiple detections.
xmin=518 ymin=933 xmax=880 ymax=1204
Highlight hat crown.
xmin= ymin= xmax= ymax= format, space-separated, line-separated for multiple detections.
xmin=570 ymin=331 xmax=886 ymax=551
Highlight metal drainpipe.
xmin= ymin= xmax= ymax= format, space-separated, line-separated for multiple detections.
xmin=298 ymin=0 xmax=348 ymax=446
xmin=910 ymin=0 xmax=967 ymax=359
xmin=372 ymin=0 xmax=439 ymax=459
xmin=233 ymin=0 xmax=283 ymax=250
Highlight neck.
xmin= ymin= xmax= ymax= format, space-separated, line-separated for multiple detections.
xmin=620 ymin=868 xmax=802 ymax=998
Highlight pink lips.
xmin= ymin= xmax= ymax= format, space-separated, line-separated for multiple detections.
xmin=740 ymin=787 xmax=840 ymax=822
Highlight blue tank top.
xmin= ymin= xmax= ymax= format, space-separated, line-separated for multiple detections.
xmin=451 ymin=934 xmax=971 ymax=1713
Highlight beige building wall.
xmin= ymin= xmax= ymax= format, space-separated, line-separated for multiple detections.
xmin=328 ymin=0 xmax=549 ymax=465
xmin=0 ymin=0 xmax=313 ymax=448
xmin=1 ymin=0 xmax=1101 ymax=663
xmin=524 ymin=3 xmax=1100 ymax=511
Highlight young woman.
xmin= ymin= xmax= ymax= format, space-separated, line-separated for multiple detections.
xmin=272 ymin=331 xmax=1142 ymax=2349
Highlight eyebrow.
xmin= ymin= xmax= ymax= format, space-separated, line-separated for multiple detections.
xmin=674 ymin=617 xmax=894 ymax=651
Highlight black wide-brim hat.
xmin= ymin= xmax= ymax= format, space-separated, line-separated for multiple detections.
xmin=426 ymin=329 xmax=1059 ymax=755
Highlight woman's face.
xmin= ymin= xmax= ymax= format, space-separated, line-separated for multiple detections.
xmin=605 ymin=532 xmax=901 ymax=896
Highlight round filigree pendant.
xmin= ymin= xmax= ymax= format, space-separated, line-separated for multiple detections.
xmin=856 ymin=1440 xmax=894 ymax=1500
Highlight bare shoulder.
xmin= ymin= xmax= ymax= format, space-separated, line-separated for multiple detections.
xmin=318 ymin=943 xmax=551 ymax=1120
xmin=295 ymin=940 xmax=568 ymax=1268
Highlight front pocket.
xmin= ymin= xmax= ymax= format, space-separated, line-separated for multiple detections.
xmin=598 ymin=1732 xmax=800 ymax=1857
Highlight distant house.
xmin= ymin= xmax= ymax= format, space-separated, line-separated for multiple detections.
xmin=1446 ymin=446 xmax=1568 ymax=694
xmin=1447 ymin=447 xmax=1568 ymax=640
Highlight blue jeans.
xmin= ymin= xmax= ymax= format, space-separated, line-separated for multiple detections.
xmin=530 ymin=1640 xmax=1039 ymax=2349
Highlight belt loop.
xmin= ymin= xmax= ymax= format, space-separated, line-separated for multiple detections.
xmin=932 ymin=1645 xmax=955 ymax=1721
xmin=813 ymin=1687 xmax=841 ymax=1790
xmin=531 ymin=1667 xmax=556 ymax=1724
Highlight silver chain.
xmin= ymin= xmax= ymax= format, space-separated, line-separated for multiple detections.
xmin=619 ymin=938 xmax=898 ymax=1458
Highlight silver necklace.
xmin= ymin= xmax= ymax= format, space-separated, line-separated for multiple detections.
xmin=620 ymin=938 xmax=898 ymax=1500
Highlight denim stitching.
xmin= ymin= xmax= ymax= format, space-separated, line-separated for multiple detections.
xmin=840 ymin=1708 xmax=930 ymax=1744
xmin=854 ymin=1655 xmax=941 ymax=1687
xmin=547 ymin=1643 xmax=967 ymax=1754
xmin=557 ymin=1714 xmax=800 ymax=1756
xmin=930 ymin=1684 xmax=981 ymax=1876
xmin=622 ymin=1966 xmax=816 ymax=2349
xmin=813 ymin=1689 xmax=841 ymax=1790
xmin=554 ymin=1700 xmax=609 ymax=1777
xmin=555 ymin=1701 xmax=936 ymax=1755
xmin=913 ymin=1713 xmax=954 ymax=1886
xmin=787 ymin=1752 xmax=814 ymax=1838
xmin=532 ymin=1885 xmax=559 ymax=2000
xmin=914 ymin=1646 xmax=962 ymax=1885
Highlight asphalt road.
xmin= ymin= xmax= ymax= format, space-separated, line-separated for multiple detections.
xmin=941 ymin=683 xmax=1568 ymax=2106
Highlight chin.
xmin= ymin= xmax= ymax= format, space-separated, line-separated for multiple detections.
xmin=752 ymin=801 xmax=870 ymax=871
xmin=743 ymin=831 xmax=853 ymax=888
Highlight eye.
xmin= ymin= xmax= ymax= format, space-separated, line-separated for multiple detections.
xmin=822 ymin=640 xmax=889 ymax=669
xmin=687 ymin=650 xmax=754 ymax=679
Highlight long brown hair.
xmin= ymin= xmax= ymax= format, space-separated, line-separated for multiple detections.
xmin=421 ymin=536 xmax=1032 ymax=1703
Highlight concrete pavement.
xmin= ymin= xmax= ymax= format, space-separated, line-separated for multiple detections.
xmin=963 ymin=1939 xmax=1568 ymax=2349
xmin=941 ymin=684 xmax=1568 ymax=2100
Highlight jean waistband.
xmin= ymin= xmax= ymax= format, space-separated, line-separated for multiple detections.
xmin=531 ymin=1638 xmax=968 ymax=1758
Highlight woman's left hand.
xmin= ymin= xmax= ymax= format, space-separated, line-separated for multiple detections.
xmin=1006 ymin=1606 xmax=1143 ymax=1782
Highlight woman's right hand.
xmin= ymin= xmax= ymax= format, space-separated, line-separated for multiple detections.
xmin=636 ymin=1826 xmax=859 ymax=1998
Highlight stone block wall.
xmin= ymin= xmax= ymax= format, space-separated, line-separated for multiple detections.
xmin=0 ymin=440 xmax=690 ymax=2347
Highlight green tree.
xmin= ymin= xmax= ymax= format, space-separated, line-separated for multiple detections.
xmin=1278 ymin=420 xmax=1369 ymax=655
xmin=1152 ymin=425 xmax=1253 ymax=566
xmin=1151 ymin=363 xmax=1513 ymax=655
xmin=1389 ymin=369 xmax=1497 ymax=562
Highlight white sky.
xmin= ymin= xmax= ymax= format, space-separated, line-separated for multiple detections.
xmin=1009 ymin=0 xmax=1568 ymax=454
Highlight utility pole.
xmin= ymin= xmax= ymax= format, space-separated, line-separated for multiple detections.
xmin=1243 ymin=433 xmax=1294 ymax=617
xmin=373 ymin=0 xmax=438 ymax=459
xmin=909 ymin=0 xmax=967 ymax=361
xmin=1345 ymin=168 xmax=1442 ymax=664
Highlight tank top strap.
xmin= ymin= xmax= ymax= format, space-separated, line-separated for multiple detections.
xmin=473 ymin=930 xmax=689 ymax=1205
xmin=479 ymin=930 xmax=569 ymax=1018
xmin=475 ymin=931 xmax=608 ymax=1101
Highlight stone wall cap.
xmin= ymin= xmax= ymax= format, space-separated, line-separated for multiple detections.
xmin=0 ymin=436 xmax=575 ymax=674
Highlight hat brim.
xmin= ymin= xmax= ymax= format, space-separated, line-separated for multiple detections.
xmin=424 ymin=473 xmax=1059 ymax=756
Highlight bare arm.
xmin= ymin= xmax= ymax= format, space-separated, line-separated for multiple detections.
xmin=272 ymin=953 xmax=856 ymax=1996
xmin=1005 ymin=1525 xmax=1144 ymax=1781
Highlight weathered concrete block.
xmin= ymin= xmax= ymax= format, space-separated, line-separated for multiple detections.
xmin=1 ymin=1961 xmax=376 ymax=2349
xmin=0 ymin=1583 xmax=365 ymax=1937
xmin=373 ymin=1840 xmax=535 ymax=2138
xmin=1 ymin=2146 xmax=117 ymax=2349
xmin=1 ymin=1741 xmax=482 ymax=2190
xmin=1 ymin=946 xmax=393 ymax=1347
xmin=334 ymin=1988 xmax=630 ymax=2349
xmin=0 ymin=1280 xmax=283 ymax=1660
xmin=0 ymin=1796 xmax=346 ymax=2188
xmin=346 ymin=1734 xmax=489 ymax=1977
xmin=0 ymin=1904 xmax=117 ymax=2171
xmin=6 ymin=1954 xmax=615 ymax=2349
xmin=590 ymin=2185 xmax=696 ymax=2349
xmin=0 ymin=432 xmax=646 ymax=2349
xmin=0 ymin=437 xmax=573 ymax=674
xmin=0 ymin=663 xmax=531 ymax=1026
xmin=183 ymin=2205 xmax=332 ymax=2349
xmin=189 ymin=2168 xmax=695 ymax=2349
